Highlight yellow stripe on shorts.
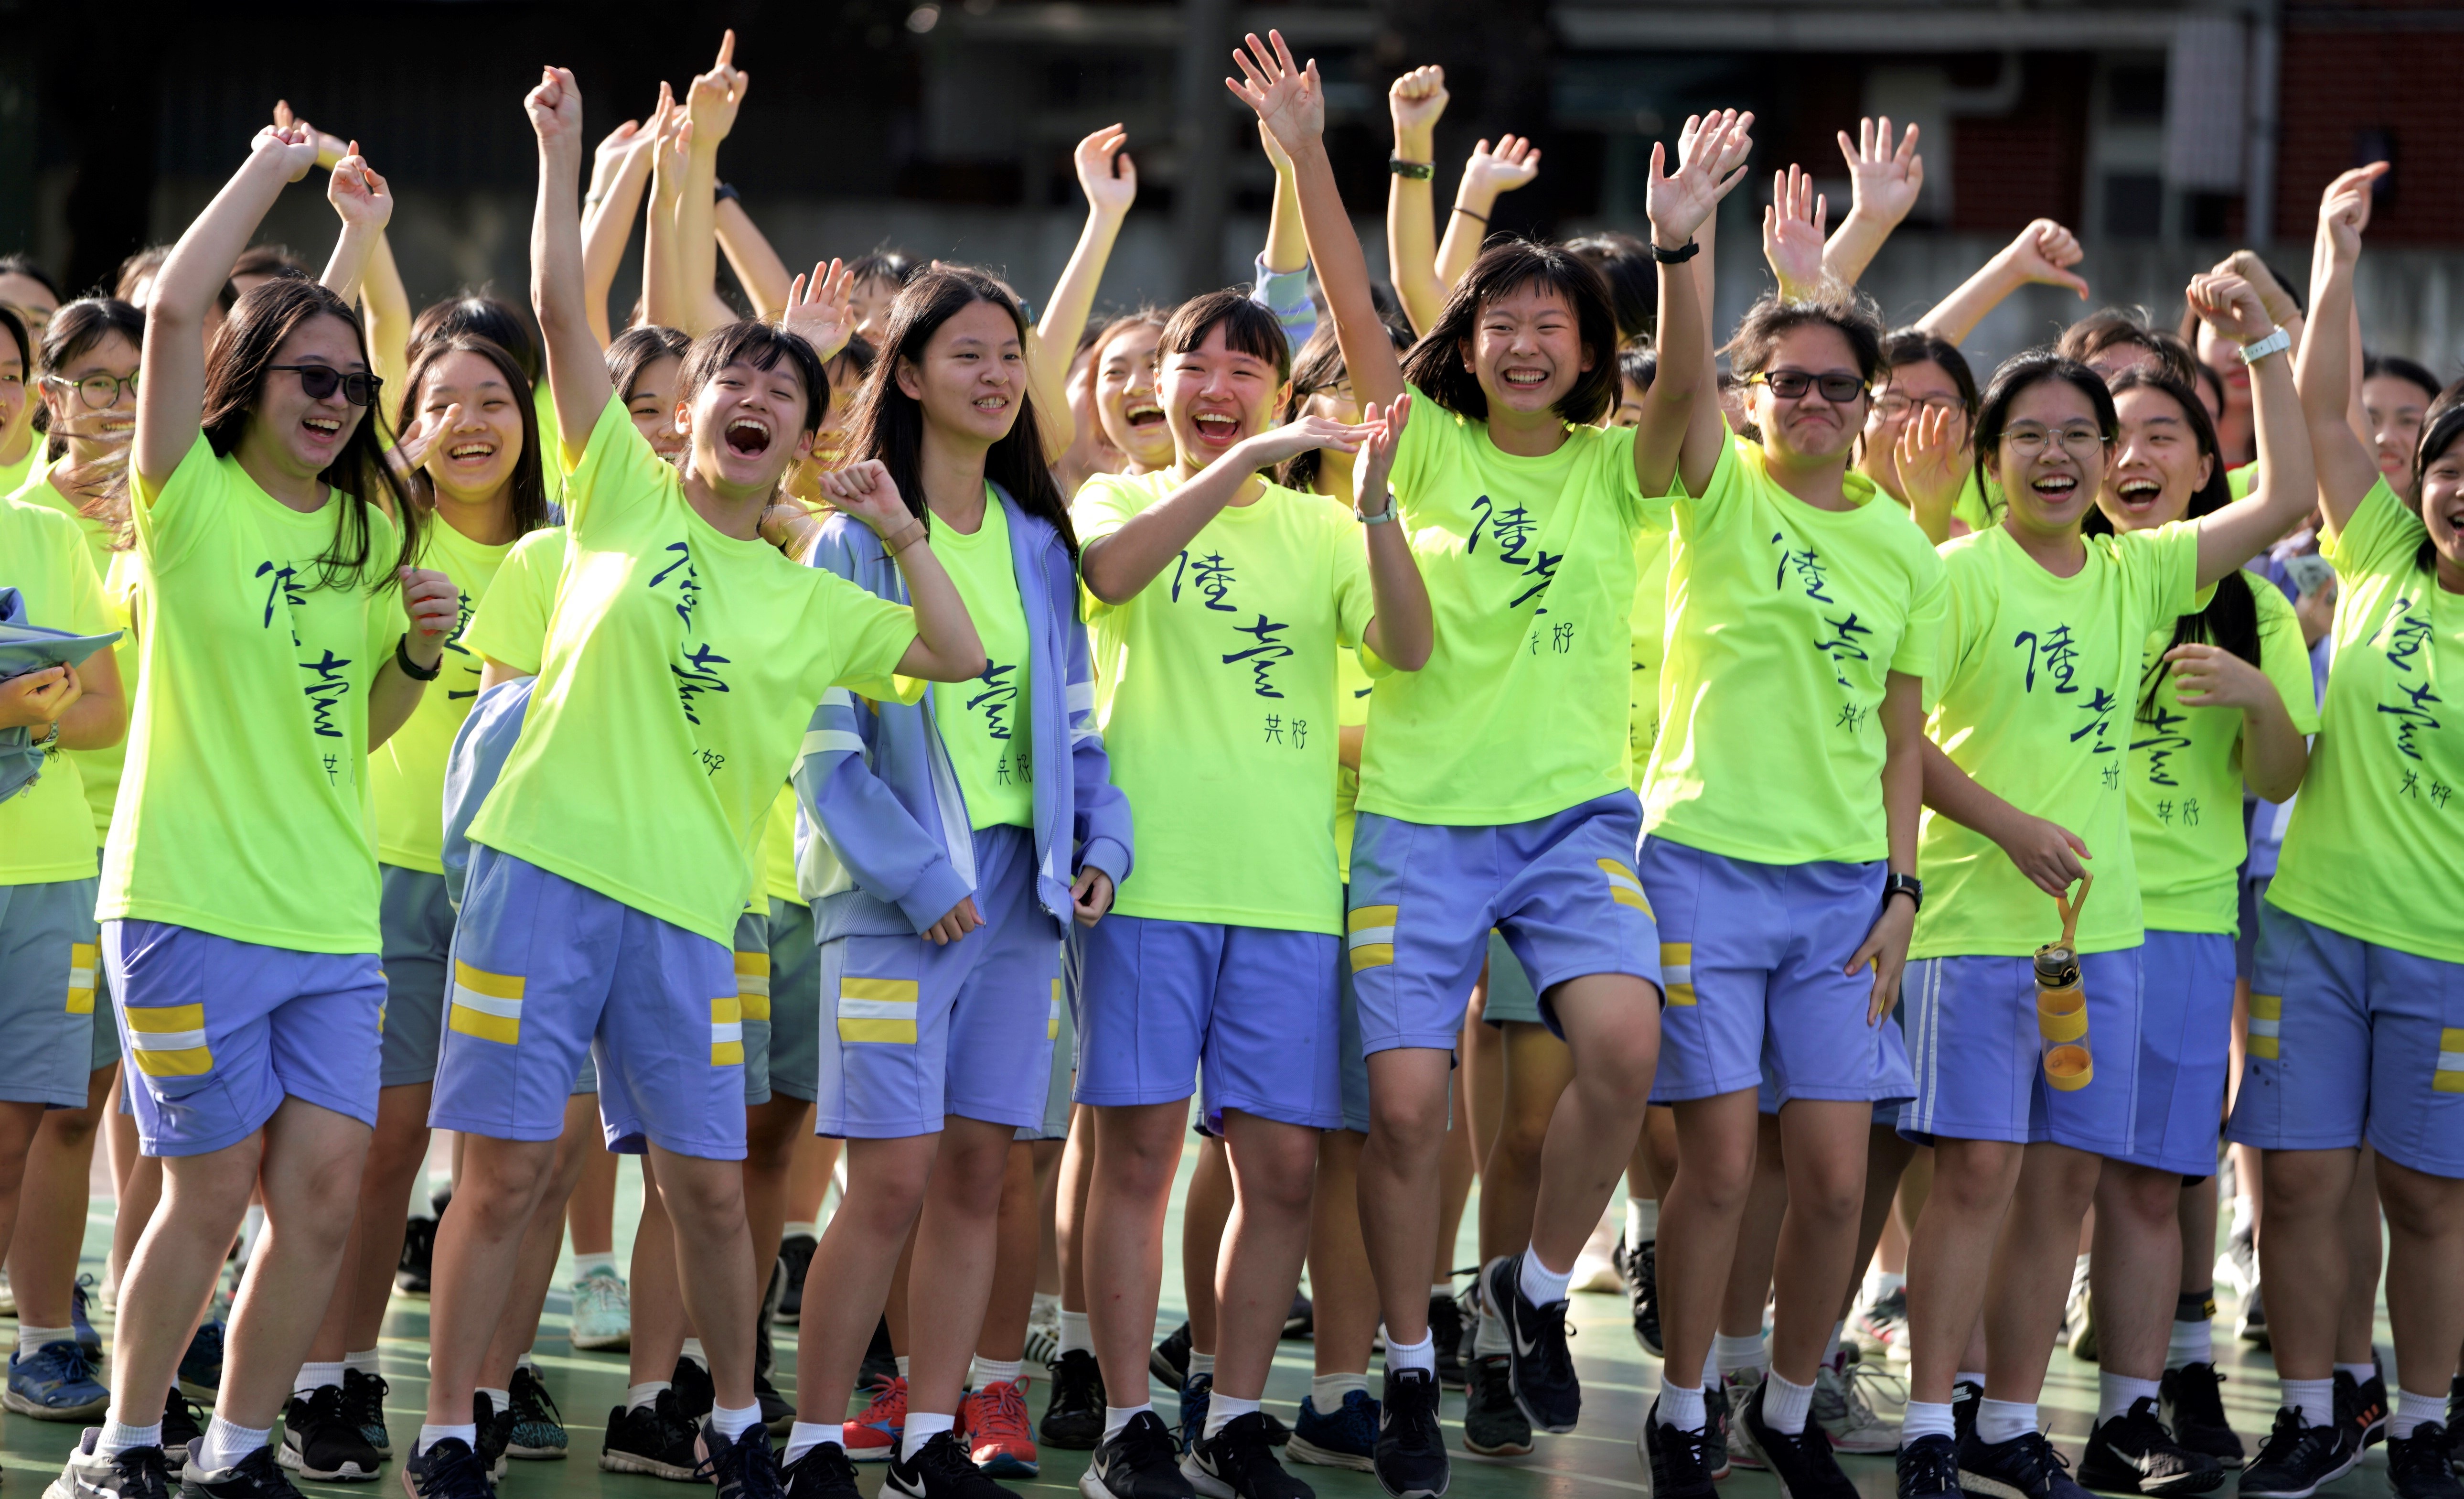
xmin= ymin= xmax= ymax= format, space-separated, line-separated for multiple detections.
xmin=711 ymin=994 xmax=746 ymax=1066
xmin=1660 ymin=942 xmax=1695 ymax=1005
xmin=449 ymin=960 xmax=525 ymax=1045
xmin=126 ymin=1003 xmax=212 ymax=1077
xmin=840 ymin=977 xmax=920 ymax=1044
xmin=2247 ymin=993 xmax=2282 ymax=1060
xmin=1347 ymin=905 xmax=1397 ymax=973
xmin=66 ymin=942 xmax=97 ymax=1015
xmin=1049 ymin=978 xmax=1063 ymax=1040
xmin=1599 ymin=859 xmax=1653 ymax=915
xmin=2437 ymin=1027 xmax=2464 ymax=1094
xmin=736 ymin=950 xmax=772 ymax=1021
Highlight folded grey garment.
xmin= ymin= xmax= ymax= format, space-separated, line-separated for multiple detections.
xmin=0 ymin=585 xmax=124 ymax=804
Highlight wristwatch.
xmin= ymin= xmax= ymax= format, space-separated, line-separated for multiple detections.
xmin=1356 ymin=490 xmax=1398 ymax=526
xmin=1387 ymin=156 xmax=1434 ymax=181
xmin=2239 ymin=326 xmax=2292 ymax=366
xmin=395 ymin=634 xmax=442 ymax=682
xmin=1881 ymin=872 xmax=1923 ymax=913
xmin=1650 ymin=238 xmax=1700 ymax=264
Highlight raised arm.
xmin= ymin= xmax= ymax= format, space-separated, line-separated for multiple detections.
xmin=1633 ymin=111 xmax=1752 ymax=499
xmin=525 ymin=66 xmax=614 ymax=460
xmin=1821 ymin=118 xmax=1922 ymax=287
xmin=1684 ymin=109 xmax=1754 ymax=468
xmin=1080 ymin=415 xmax=1370 ymax=603
xmin=1916 ymin=219 xmax=2088 ymax=345
xmin=816 ymin=461 xmax=986 ymax=683
xmin=1230 ymin=31 xmax=1404 ymax=410
xmin=2293 ymin=162 xmax=2390 ymax=542
xmin=1764 ymin=163 xmax=1827 ymax=302
xmin=680 ymin=31 xmax=749 ymax=336
xmin=2184 ymin=272 xmax=2316 ymax=588
xmin=1253 ymin=123 xmax=1318 ymax=351
xmin=317 ymin=145 xmax=393 ymax=310
xmin=715 ymin=193 xmax=794 ymax=319
xmin=1383 ymin=65 xmax=1449 ymax=337
xmin=1032 ymin=126 xmax=1136 ymax=463
xmin=360 ymin=220 xmax=413 ymax=395
xmin=581 ymin=103 xmax=661 ymax=348
xmin=136 ymin=127 xmax=320 ymax=495
xmin=643 ymin=108 xmax=696 ymax=333
xmin=1353 ymin=395 xmax=1432 ymax=670
xmin=1434 ymin=135 xmax=1540 ymax=291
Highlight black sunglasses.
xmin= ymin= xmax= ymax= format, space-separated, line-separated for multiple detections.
xmin=269 ymin=364 xmax=382 ymax=407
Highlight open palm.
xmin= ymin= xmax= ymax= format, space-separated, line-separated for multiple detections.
xmin=1226 ymin=30 xmax=1324 ymax=156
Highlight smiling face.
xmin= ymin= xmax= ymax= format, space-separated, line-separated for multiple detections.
xmin=1094 ymin=324 xmax=1172 ymax=473
xmin=1865 ymin=357 xmax=1967 ymax=469
xmin=1749 ymin=323 xmax=1869 ymax=466
xmin=2415 ymin=437 xmax=2464 ymax=584
xmin=1161 ymin=320 xmax=1285 ymax=474
xmin=415 ymin=349 xmax=526 ymax=507
xmin=0 ymin=273 xmax=57 ymax=345
xmin=681 ymin=355 xmax=817 ymax=496
xmin=625 ymin=353 xmax=687 ymax=461
xmin=2098 ymin=384 xmax=2211 ymax=534
xmin=1460 ymin=280 xmax=1592 ymax=418
xmin=249 ymin=313 xmax=369 ymax=481
xmin=40 ymin=328 xmax=140 ymax=465
xmin=898 ymin=298 xmax=1026 ymax=453
xmin=1987 ymin=377 xmax=2113 ymax=539
xmin=850 ymin=274 xmax=903 ymax=343
xmin=0 ymin=338 xmax=22 ymax=444
xmin=2364 ymin=374 xmax=2432 ymax=496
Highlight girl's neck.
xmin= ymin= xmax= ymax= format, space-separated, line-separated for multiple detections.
xmin=1316 ymin=451 xmax=1357 ymax=504
xmin=2002 ymin=513 xmax=2089 ymax=578
xmin=234 ymin=431 xmax=332 ymax=513
xmin=2436 ymin=551 xmax=2464 ymax=596
xmin=1762 ymin=442 xmax=1855 ymax=512
xmin=1485 ymin=401 xmax=1568 ymax=459
xmin=0 ymin=416 xmax=32 ymax=468
xmin=681 ymin=467 xmax=771 ymax=540
xmin=920 ymin=420 xmax=992 ymax=533
xmin=433 ymin=482 xmax=520 ymax=546
xmin=1176 ymin=452 xmax=1265 ymax=508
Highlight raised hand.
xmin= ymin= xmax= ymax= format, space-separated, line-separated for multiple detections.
xmin=1225 ymin=29 xmax=1324 ymax=158
xmin=250 ymin=123 xmax=321 ymax=184
xmin=1679 ymin=108 xmax=1756 ymax=183
xmin=782 ymin=259 xmax=856 ymax=363
xmin=525 ymin=66 xmax=584 ymax=157
xmin=1353 ymin=393 xmax=1412 ymax=514
xmin=327 ymin=143 xmax=393 ymax=231
xmin=1388 ymin=65 xmax=1448 ymax=136
xmin=592 ymin=118 xmax=646 ymax=183
xmin=1895 ymin=401 xmax=1969 ymax=514
xmin=1243 ymin=413 xmax=1374 ymax=471
xmin=397 ymin=566 xmax=460 ymax=663
xmin=817 ymin=459 xmax=920 ymax=536
xmin=1837 ymin=115 xmax=1923 ymax=227
xmin=272 ymin=100 xmax=351 ymax=170
xmin=2187 ymin=270 xmax=2272 ymax=344
xmin=2317 ymin=162 xmax=2389 ymax=265
xmin=1763 ymin=163 xmax=1827 ymax=295
xmin=686 ymin=28 xmax=750 ymax=147
xmin=2000 ymin=218 xmax=2089 ymax=300
xmin=1073 ymin=124 xmax=1137 ymax=218
xmin=1650 ymin=111 xmax=1751 ymax=247
xmin=1462 ymin=135 xmax=1543 ymax=199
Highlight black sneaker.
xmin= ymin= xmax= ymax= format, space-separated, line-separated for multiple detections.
xmin=1480 ymin=1254 xmax=1577 ymax=1434
xmin=777 ymin=1232 xmax=818 ymax=1324
xmin=782 ymin=1442 xmax=861 ymax=1499
xmin=1183 ymin=1412 xmax=1311 ymax=1499
xmin=1284 ymin=1294 xmax=1313 ymax=1339
xmin=1739 ymin=1380 xmax=1857 ymax=1499
xmin=2157 ymin=1364 xmax=2241 ymax=1468
xmin=1152 ymin=1325 xmax=1193 ymax=1389
xmin=600 ymin=1390 xmax=705 ymax=1481
xmin=178 ymin=1445 xmax=306 ymax=1499
xmin=47 ymin=1430 xmax=171 ymax=1499
xmin=1622 ymin=1238 xmax=1662 ymax=1358
xmin=696 ymin=1418 xmax=787 ymax=1499
xmin=506 ymin=1364 xmax=568 ymax=1459
xmin=1082 ymin=1410 xmax=1194 ymax=1499
xmin=753 ymin=1370 xmax=793 ymax=1438
xmin=1179 ymin=1373 xmax=1213 ymax=1456
xmin=1427 ymin=1292 xmax=1465 ymax=1391
xmin=164 ymin=1388 xmax=207 ymax=1466
xmin=342 ymin=1369 xmax=391 ymax=1455
xmin=1638 ymin=1398 xmax=1715 ymax=1499
xmin=1041 ymin=1349 xmax=1107 ymax=1450
xmin=1898 ymin=1434 xmax=1959 ymax=1499
xmin=1372 ymin=1368 xmax=1448 ymax=1499
xmin=672 ymin=1357 xmax=717 ymax=1423
xmin=1953 ymin=1428 xmax=2091 ymax=1499
xmin=2389 ymin=1424 xmax=2464 ymax=1499
xmin=1260 ymin=1412 xmax=1290 ymax=1449
xmin=1704 ymin=1379 xmax=1733 ymax=1480
xmin=2240 ymin=1407 xmax=2360 ymax=1499
xmin=2446 ymin=1380 xmax=2464 ymax=1473
xmin=1461 ymin=1354 xmax=1531 ymax=1458
xmin=473 ymin=1389 xmax=511 ymax=1480
xmin=279 ymin=1385 xmax=383 ymax=1481
xmin=399 ymin=1437 xmax=492 ymax=1499
xmin=889 ymin=1430 xmax=1018 ymax=1499
xmin=1951 ymin=1379 xmax=1984 ymax=1450
xmin=2340 ymin=1366 xmax=2390 ymax=1450
xmin=2077 ymin=1397 xmax=2225 ymax=1495
xmin=395 ymin=1216 xmax=436 ymax=1296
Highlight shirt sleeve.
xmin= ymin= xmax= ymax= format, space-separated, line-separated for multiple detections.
xmin=561 ymin=393 xmax=667 ymax=538
xmin=1389 ymin=382 xmax=1448 ymax=515
xmin=1678 ymin=422 xmax=1744 ymax=531
xmin=2320 ymin=476 xmax=2422 ymax=579
xmin=1072 ymin=475 xmax=1140 ymax=622
xmin=461 ymin=532 xmax=561 ymax=677
xmin=1328 ymin=510 xmax=1375 ymax=651
xmin=1891 ymin=546 xmax=1950 ymax=679
xmin=1250 ymin=252 xmax=1318 ymax=357
xmin=2125 ymin=520 xmax=2204 ymax=636
xmin=128 ymin=431 xmax=224 ymax=575
xmin=1921 ymin=540 xmax=1988 ymax=715
xmin=2251 ymin=575 xmax=2322 ymax=737
xmin=807 ymin=565 xmax=923 ymax=704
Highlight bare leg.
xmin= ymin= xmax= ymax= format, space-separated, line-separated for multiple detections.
xmin=1183 ymin=1135 xmax=1233 ymax=1356
xmin=1718 ymin=1113 xmax=1788 ymax=1341
xmin=903 ymin=1117 xmax=1021 ymax=1420
xmin=567 ymin=1140 xmax=619 ymax=1257
xmin=1434 ymin=1017 xmax=1478 ymax=1283
xmin=478 ymin=1097 xmax=597 ymax=1386
xmin=1979 ymin=1143 xmax=2103 ymax=1407
xmin=1844 ymin=1125 xmax=1918 ymax=1319
xmin=2335 ymin=1148 xmax=2383 ymax=1366
xmin=1086 ymin=1102 xmax=1189 ymax=1403
xmin=783 ymin=1129 xmax=840 ymax=1229
xmin=425 ymin=1134 xmax=561 ymax=1426
xmin=10 ymin=1067 xmax=114 ymax=1329
xmin=1058 ymin=1106 xmax=1093 ymax=1317
xmin=105 ymin=1070 xmax=149 ymax=1294
xmin=977 ymin=1142 xmax=1040 ymax=1364
xmin=1905 ymin=1137 xmax=2023 ymax=1404
xmin=1460 ymin=978 xmax=1500 ymax=1177
xmin=2090 ymin=1161 xmax=2190 ymax=1383
xmin=1309 ymin=1131 xmax=1379 ymax=1378
xmin=1767 ymin=1100 xmax=1872 ymax=1383
xmin=744 ymin=1094 xmax=814 ymax=1309
xmin=1656 ymin=1090 xmax=1760 ymax=1396
xmin=1358 ymin=1048 xmax=1455 ymax=1344
xmin=1034 ymin=1139 xmax=1064 ymax=1298
xmin=2376 ymin=1155 xmax=2464 ymax=1416
xmin=1474 ymin=1022 xmax=1573 ymax=1263
xmin=790 ymin=1133 xmax=939 ymax=1429
xmin=628 ymin=1157 xmax=688 ymax=1386
xmin=312 ymin=1082 xmax=432 ymax=1361
xmin=2257 ymin=1148 xmax=2359 ymax=1383
xmin=1211 ymin=1112 xmax=1319 ymax=1403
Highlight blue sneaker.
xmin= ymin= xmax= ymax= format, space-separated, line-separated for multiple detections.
xmin=1957 ymin=1427 xmax=2095 ymax=1499
xmin=1286 ymin=1391 xmax=1379 ymax=1471
xmin=1178 ymin=1371 xmax=1212 ymax=1455
xmin=178 ymin=1319 xmax=225 ymax=1399
xmin=73 ymin=1273 xmax=102 ymax=1359
xmin=6 ymin=1338 xmax=110 ymax=1420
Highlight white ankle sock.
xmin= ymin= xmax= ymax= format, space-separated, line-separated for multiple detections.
xmin=15 ymin=1325 xmax=72 ymax=1358
xmin=1658 ymin=1383 xmax=1706 ymax=1432
xmin=196 ymin=1418 xmax=269 ymax=1473
xmin=1974 ymin=1399 xmax=2035 ymax=1446
xmin=98 ymin=1416 xmax=163 ymax=1456
xmin=2097 ymin=1373 xmax=2159 ymax=1423
xmin=679 ymin=1338 xmax=709 ymax=1370
xmin=1955 ymin=1370 xmax=1988 ymax=1392
xmin=1517 ymin=1247 xmax=1573 ymax=1306
xmin=1902 ymin=1401 xmax=1954 ymax=1443
xmin=417 ymin=1424 xmax=477 ymax=1457
xmin=1311 ymin=1373 xmax=1368 ymax=1407
xmin=294 ymin=1361 xmax=344 ymax=1395
xmin=1474 ymin=1296 xmax=1508 ymax=1355
xmin=344 ymin=1349 xmax=382 ymax=1377
xmin=971 ymin=1356 xmax=1022 ymax=1388
xmin=626 ymin=1381 xmax=671 ymax=1413
xmin=1627 ymin=1197 xmax=1658 ymax=1246
xmin=477 ymin=1387 xmax=510 ymax=1416
xmin=894 ymin=1355 xmax=912 ymax=1377
xmin=1429 ymin=1282 xmax=1452 ymax=1301
xmin=785 ymin=1421 xmax=841 ymax=1464
xmin=572 ymin=1252 xmax=618 ymax=1281
xmin=900 ymin=1412 xmax=954 ymax=1459
xmin=1187 ymin=1351 xmax=1216 ymax=1380
xmin=1058 ymin=1311 xmax=1092 ymax=1357
xmin=783 ymin=1221 xmax=819 ymax=1243
xmin=1385 ymin=1330 xmax=1435 ymax=1375
xmin=2335 ymin=1361 xmax=2376 ymax=1385
xmin=710 ymin=1402 xmax=760 ymax=1441
xmin=1715 ymin=1332 xmax=1768 ymax=1375
xmin=1103 ymin=1404 xmax=1151 ymax=1439
xmin=1764 ymin=1371 xmax=1814 ymax=1434
xmin=2167 ymin=1317 xmax=2213 ymax=1370
xmin=2283 ymin=1378 xmax=2334 ymax=1428
xmin=2392 ymin=1387 xmax=2445 ymax=1441
xmin=1202 ymin=1394 xmax=1258 ymax=1439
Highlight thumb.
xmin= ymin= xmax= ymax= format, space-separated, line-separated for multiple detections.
xmin=1844 ymin=932 xmax=1881 ymax=977
xmin=2056 ymin=266 xmax=2091 ymax=299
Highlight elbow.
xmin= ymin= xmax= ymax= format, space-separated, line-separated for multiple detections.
xmin=1389 ymin=635 xmax=1433 ymax=673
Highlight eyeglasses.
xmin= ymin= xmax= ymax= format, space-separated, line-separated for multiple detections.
xmin=43 ymin=372 xmax=139 ymax=410
xmin=269 ymin=365 xmax=382 ymax=407
xmin=1749 ymin=370 xmax=1868 ymax=404
xmin=2002 ymin=423 xmax=2109 ymax=457
xmin=1873 ymin=392 xmax=1966 ymax=421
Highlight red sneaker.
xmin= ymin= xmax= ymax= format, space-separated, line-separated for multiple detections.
xmin=964 ymin=1379 xmax=1038 ymax=1477
xmin=843 ymin=1375 xmax=906 ymax=1463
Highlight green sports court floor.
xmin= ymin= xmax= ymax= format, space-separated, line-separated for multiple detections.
xmin=7 ymin=1143 xmax=2389 ymax=1499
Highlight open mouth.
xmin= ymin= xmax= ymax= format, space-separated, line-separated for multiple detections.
xmin=302 ymin=415 xmax=342 ymax=444
xmin=2032 ymin=473 xmax=2080 ymax=499
xmin=446 ymin=440 xmax=497 ymax=463
xmin=1192 ymin=411 xmax=1241 ymax=447
xmin=2113 ymin=477 xmax=2163 ymax=510
xmin=1125 ymin=400 xmax=1165 ymax=431
xmin=1500 ymin=367 xmax=1550 ymax=391
xmin=724 ymin=415 xmax=772 ymax=457
xmin=973 ymin=393 xmax=1010 ymax=418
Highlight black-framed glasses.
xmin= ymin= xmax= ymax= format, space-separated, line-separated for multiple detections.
xmin=43 ymin=372 xmax=139 ymax=410
xmin=1749 ymin=369 xmax=1869 ymax=404
xmin=269 ymin=364 xmax=382 ymax=407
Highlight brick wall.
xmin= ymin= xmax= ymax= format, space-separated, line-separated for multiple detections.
xmin=2275 ymin=4 xmax=2464 ymax=244
xmin=1949 ymin=53 xmax=2094 ymax=235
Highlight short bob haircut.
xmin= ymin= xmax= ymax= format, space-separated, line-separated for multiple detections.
xmin=1158 ymin=289 xmax=1292 ymax=385
xmin=1971 ymin=350 xmax=2117 ymax=496
xmin=1402 ymin=238 xmax=1619 ymax=428
xmin=1724 ymin=291 xmax=1886 ymax=388
xmin=677 ymin=320 xmax=831 ymax=435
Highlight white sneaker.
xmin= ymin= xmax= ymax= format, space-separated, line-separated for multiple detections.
xmin=1721 ymin=1367 xmax=1768 ymax=1470
xmin=1812 ymin=1348 xmax=1901 ymax=1453
xmin=569 ymin=1265 xmax=632 ymax=1352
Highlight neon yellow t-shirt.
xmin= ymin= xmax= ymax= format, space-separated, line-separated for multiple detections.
xmin=1334 ymin=648 xmax=1373 ymax=885
xmin=1628 ymin=528 xmax=1671 ymax=792
xmin=10 ymin=471 xmax=135 ymax=845
xmin=0 ymin=497 xmax=111 ymax=883
xmin=761 ymin=785 xmax=803 ymax=906
xmin=100 ymin=436 xmax=403 ymax=952
xmin=369 ymin=516 xmax=517 ymax=874
xmin=0 ymin=442 xmax=45 ymax=500
xmin=925 ymin=494 xmax=1033 ymax=830
xmin=1911 ymin=521 xmax=2200 ymax=959
xmin=1953 ymin=472 xmax=1994 ymax=535
xmin=2129 ymin=574 xmax=2317 ymax=934
xmin=2267 ymin=479 xmax=2464 ymax=962
xmin=461 ymin=526 xmax=567 ymax=677
xmin=1363 ymin=385 xmax=1654 ymax=824
xmin=1644 ymin=436 xmax=1948 ymax=864
xmin=1079 ymin=470 xmax=1373 ymax=933
xmin=533 ymin=381 xmax=568 ymax=506
xmin=467 ymin=398 xmax=920 ymax=946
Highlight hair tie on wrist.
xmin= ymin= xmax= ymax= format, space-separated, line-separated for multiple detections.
xmin=1453 ymin=206 xmax=1488 ymax=224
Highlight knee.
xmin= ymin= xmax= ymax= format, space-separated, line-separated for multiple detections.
xmin=2260 ymin=1152 xmax=2349 ymax=1216
xmin=2110 ymin=1166 xmax=2184 ymax=1226
xmin=1789 ymin=1163 xmax=1865 ymax=1228
xmin=2375 ymin=1166 xmax=2464 ymax=1240
xmin=843 ymin=1172 xmax=931 ymax=1237
xmin=1368 ymin=1087 xmax=1448 ymax=1154
xmin=1230 ymin=1132 xmax=1319 ymax=1220
xmin=935 ymin=1141 xmax=1012 ymax=1210
xmin=1575 ymin=1033 xmax=1659 ymax=1113
xmin=42 ymin=1106 xmax=101 ymax=1151
xmin=461 ymin=1148 xmax=557 ymax=1228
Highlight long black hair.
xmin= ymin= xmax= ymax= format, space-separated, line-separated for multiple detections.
xmin=2408 ymin=380 xmax=2464 ymax=574
xmin=1401 ymin=238 xmax=1619 ymax=427
xmin=394 ymin=334 xmax=554 ymax=540
xmin=605 ymin=324 xmax=691 ymax=405
xmin=37 ymin=298 xmax=147 ymax=460
xmin=849 ymin=265 xmax=1077 ymax=557
xmin=204 ymin=278 xmax=418 ymax=592
xmin=1278 ymin=319 xmax=1411 ymax=493
xmin=2088 ymin=369 xmax=2260 ymax=718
